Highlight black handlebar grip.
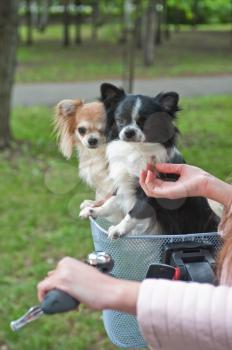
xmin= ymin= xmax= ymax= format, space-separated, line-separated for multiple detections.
xmin=41 ymin=289 xmax=79 ymax=314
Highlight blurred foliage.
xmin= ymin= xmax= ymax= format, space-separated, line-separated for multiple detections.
xmin=18 ymin=0 xmax=231 ymax=24
xmin=168 ymin=0 xmax=231 ymax=23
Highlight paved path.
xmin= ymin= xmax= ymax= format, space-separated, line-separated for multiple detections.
xmin=13 ymin=75 xmax=232 ymax=106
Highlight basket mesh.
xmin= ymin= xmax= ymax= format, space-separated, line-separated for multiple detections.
xmin=90 ymin=217 xmax=221 ymax=349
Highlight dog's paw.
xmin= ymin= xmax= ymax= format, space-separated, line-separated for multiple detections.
xmin=80 ymin=199 xmax=95 ymax=210
xmin=79 ymin=207 xmax=97 ymax=219
xmin=108 ymin=225 xmax=124 ymax=240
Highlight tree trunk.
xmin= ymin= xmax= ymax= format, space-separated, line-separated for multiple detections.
xmin=75 ymin=0 xmax=82 ymax=44
xmin=155 ymin=5 xmax=162 ymax=46
xmin=91 ymin=0 xmax=99 ymax=41
xmin=174 ymin=7 xmax=181 ymax=33
xmin=144 ymin=0 xmax=156 ymax=66
xmin=118 ymin=2 xmax=127 ymax=44
xmin=163 ymin=0 xmax=170 ymax=40
xmin=191 ymin=0 xmax=199 ymax=30
xmin=63 ymin=1 xmax=70 ymax=47
xmin=37 ymin=0 xmax=50 ymax=32
xmin=134 ymin=0 xmax=143 ymax=49
xmin=26 ymin=0 xmax=33 ymax=45
xmin=0 ymin=0 xmax=19 ymax=150
xmin=122 ymin=0 xmax=136 ymax=93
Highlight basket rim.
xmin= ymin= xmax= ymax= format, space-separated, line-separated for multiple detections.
xmin=90 ymin=217 xmax=220 ymax=241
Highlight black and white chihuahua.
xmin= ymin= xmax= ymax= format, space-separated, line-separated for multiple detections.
xmin=80 ymin=83 xmax=219 ymax=238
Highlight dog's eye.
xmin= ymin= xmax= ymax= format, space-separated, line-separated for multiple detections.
xmin=137 ymin=117 xmax=146 ymax=128
xmin=117 ymin=120 xmax=125 ymax=128
xmin=78 ymin=127 xmax=86 ymax=135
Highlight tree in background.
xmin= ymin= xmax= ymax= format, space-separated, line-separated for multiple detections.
xmin=75 ymin=0 xmax=82 ymax=44
xmin=63 ymin=0 xmax=71 ymax=46
xmin=155 ymin=1 xmax=163 ymax=45
xmin=118 ymin=0 xmax=127 ymax=44
xmin=25 ymin=0 xmax=33 ymax=44
xmin=134 ymin=0 xmax=143 ymax=49
xmin=0 ymin=0 xmax=19 ymax=150
xmin=144 ymin=0 xmax=156 ymax=66
xmin=37 ymin=0 xmax=50 ymax=32
xmin=122 ymin=0 xmax=136 ymax=92
xmin=191 ymin=0 xmax=199 ymax=29
xmin=163 ymin=0 xmax=170 ymax=39
xmin=91 ymin=0 xmax=99 ymax=41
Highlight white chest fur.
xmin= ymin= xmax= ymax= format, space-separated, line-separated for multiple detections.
xmin=77 ymin=144 xmax=113 ymax=198
xmin=106 ymin=140 xmax=168 ymax=213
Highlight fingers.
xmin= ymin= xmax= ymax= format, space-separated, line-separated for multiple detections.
xmin=140 ymin=164 xmax=188 ymax=199
xmin=140 ymin=169 xmax=163 ymax=197
xmin=146 ymin=163 xmax=155 ymax=172
xmin=145 ymin=170 xmax=156 ymax=185
xmin=140 ymin=169 xmax=156 ymax=187
xmin=155 ymin=163 xmax=184 ymax=175
xmin=37 ymin=258 xmax=85 ymax=303
xmin=141 ymin=163 xmax=184 ymax=188
xmin=154 ymin=185 xmax=187 ymax=199
xmin=37 ymin=277 xmax=56 ymax=302
xmin=140 ymin=170 xmax=151 ymax=196
xmin=140 ymin=169 xmax=147 ymax=186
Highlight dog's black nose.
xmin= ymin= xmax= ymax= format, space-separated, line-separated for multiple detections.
xmin=88 ymin=138 xmax=98 ymax=146
xmin=125 ymin=129 xmax=136 ymax=139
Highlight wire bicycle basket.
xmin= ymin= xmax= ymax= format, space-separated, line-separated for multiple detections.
xmin=90 ymin=217 xmax=222 ymax=349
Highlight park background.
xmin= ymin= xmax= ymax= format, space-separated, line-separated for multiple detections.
xmin=0 ymin=1 xmax=232 ymax=349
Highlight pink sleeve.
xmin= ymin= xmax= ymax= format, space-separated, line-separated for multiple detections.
xmin=137 ymin=279 xmax=232 ymax=350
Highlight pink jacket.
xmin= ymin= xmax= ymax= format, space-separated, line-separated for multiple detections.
xmin=137 ymin=279 xmax=232 ymax=350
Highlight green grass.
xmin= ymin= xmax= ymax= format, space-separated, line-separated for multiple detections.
xmin=16 ymin=24 xmax=232 ymax=83
xmin=171 ymin=23 xmax=232 ymax=31
xmin=0 ymin=107 xmax=115 ymax=350
xmin=0 ymin=95 xmax=232 ymax=350
xmin=178 ymin=95 xmax=232 ymax=179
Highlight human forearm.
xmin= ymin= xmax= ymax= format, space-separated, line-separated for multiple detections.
xmin=205 ymin=175 xmax=232 ymax=208
xmin=137 ymin=279 xmax=232 ymax=350
xmin=37 ymin=257 xmax=140 ymax=314
xmin=104 ymin=278 xmax=140 ymax=315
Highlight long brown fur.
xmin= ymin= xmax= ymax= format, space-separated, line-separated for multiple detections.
xmin=54 ymin=99 xmax=115 ymax=206
xmin=217 ymin=205 xmax=232 ymax=282
xmin=54 ymin=100 xmax=106 ymax=159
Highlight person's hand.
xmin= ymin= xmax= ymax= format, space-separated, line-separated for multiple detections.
xmin=140 ymin=163 xmax=232 ymax=208
xmin=37 ymin=257 xmax=140 ymax=314
xmin=37 ymin=257 xmax=114 ymax=311
xmin=140 ymin=163 xmax=212 ymax=199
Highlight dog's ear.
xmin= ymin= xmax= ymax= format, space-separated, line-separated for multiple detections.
xmin=57 ymin=99 xmax=83 ymax=118
xmin=155 ymin=92 xmax=179 ymax=115
xmin=100 ymin=83 xmax=125 ymax=101
xmin=54 ymin=99 xmax=83 ymax=159
xmin=100 ymin=83 xmax=125 ymax=142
